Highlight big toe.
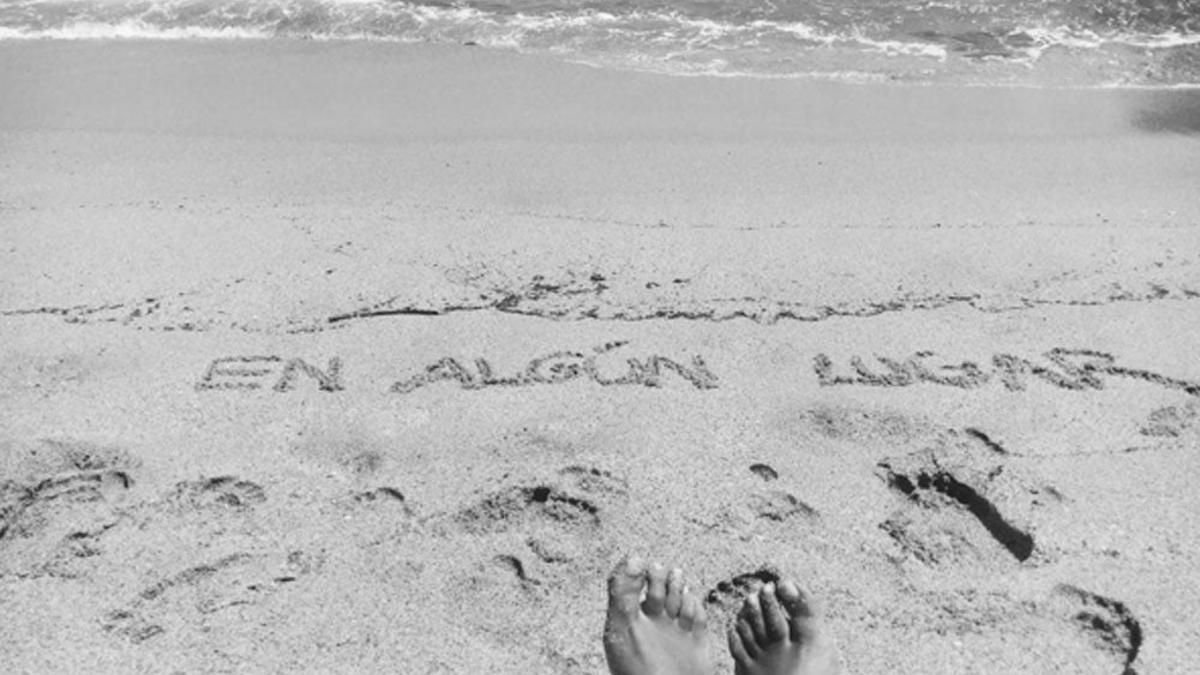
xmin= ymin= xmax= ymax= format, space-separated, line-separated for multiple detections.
xmin=776 ymin=579 xmax=819 ymax=642
xmin=678 ymin=591 xmax=708 ymax=634
xmin=642 ymin=563 xmax=669 ymax=616
xmin=607 ymin=556 xmax=647 ymax=622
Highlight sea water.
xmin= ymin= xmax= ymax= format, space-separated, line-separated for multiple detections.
xmin=1 ymin=0 xmax=1198 ymax=86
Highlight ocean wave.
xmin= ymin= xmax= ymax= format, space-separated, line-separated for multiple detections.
xmin=0 ymin=20 xmax=271 ymax=40
xmin=0 ymin=3 xmax=957 ymax=58
xmin=3 ymin=2 xmax=1179 ymax=53
xmin=1 ymin=0 xmax=1198 ymax=85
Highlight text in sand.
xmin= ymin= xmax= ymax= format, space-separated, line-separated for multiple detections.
xmin=195 ymin=344 xmax=1197 ymax=397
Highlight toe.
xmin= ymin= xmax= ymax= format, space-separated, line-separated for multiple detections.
xmin=728 ymin=625 xmax=753 ymax=666
xmin=678 ymin=591 xmax=697 ymax=630
xmin=759 ymin=582 xmax=789 ymax=644
xmin=665 ymin=567 xmax=684 ymax=617
xmin=739 ymin=587 xmax=768 ymax=646
xmin=691 ymin=594 xmax=708 ymax=633
xmin=606 ymin=555 xmax=647 ymax=623
xmin=735 ymin=618 xmax=760 ymax=659
xmin=641 ymin=563 xmax=668 ymax=617
xmin=776 ymin=579 xmax=818 ymax=643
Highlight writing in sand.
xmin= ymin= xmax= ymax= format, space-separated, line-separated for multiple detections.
xmin=195 ymin=341 xmax=719 ymax=393
xmin=816 ymin=347 xmax=1199 ymax=397
xmin=195 ymin=344 xmax=1197 ymax=397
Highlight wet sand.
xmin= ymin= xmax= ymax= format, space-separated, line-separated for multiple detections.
xmin=2 ymin=40 xmax=1200 ymax=673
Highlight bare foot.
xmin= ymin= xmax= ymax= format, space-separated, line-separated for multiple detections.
xmin=604 ymin=556 xmax=714 ymax=675
xmin=728 ymin=580 xmax=841 ymax=675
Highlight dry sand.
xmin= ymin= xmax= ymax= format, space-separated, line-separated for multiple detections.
xmin=2 ymin=40 xmax=1200 ymax=673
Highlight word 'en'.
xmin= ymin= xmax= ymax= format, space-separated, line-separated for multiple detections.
xmin=196 ymin=356 xmax=344 ymax=392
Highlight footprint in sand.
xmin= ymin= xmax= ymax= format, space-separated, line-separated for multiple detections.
xmin=449 ymin=464 xmax=627 ymax=540
xmin=705 ymin=565 xmax=782 ymax=614
xmin=796 ymin=404 xmax=1063 ymax=568
xmin=126 ymin=475 xmax=275 ymax=549
xmin=744 ymin=461 xmax=819 ymax=526
xmin=1139 ymin=401 xmax=1199 ymax=439
xmin=445 ymin=464 xmax=628 ymax=583
xmin=102 ymin=475 xmax=421 ymax=646
xmin=746 ymin=462 xmax=818 ymax=522
xmin=0 ymin=438 xmax=136 ymax=579
xmin=102 ymin=549 xmax=321 ymax=644
xmin=688 ymin=463 xmax=820 ymax=542
xmin=875 ymin=439 xmax=1064 ymax=568
xmin=88 ymin=473 xmax=281 ymax=643
xmin=1049 ymin=584 xmax=1143 ymax=675
xmin=317 ymin=485 xmax=418 ymax=549
xmin=871 ymin=582 xmax=1144 ymax=672
xmin=435 ymin=464 xmax=629 ymax=647
xmin=101 ymin=475 xmax=356 ymax=646
xmin=167 ymin=475 xmax=267 ymax=510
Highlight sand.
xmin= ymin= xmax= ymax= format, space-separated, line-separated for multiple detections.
xmin=2 ymin=39 xmax=1200 ymax=674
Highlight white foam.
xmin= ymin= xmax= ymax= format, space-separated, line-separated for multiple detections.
xmin=1112 ymin=31 xmax=1200 ymax=48
xmin=1 ymin=0 xmax=1197 ymax=88
xmin=1024 ymin=26 xmax=1105 ymax=51
xmin=1021 ymin=25 xmax=1200 ymax=52
xmin=0 ymin=20 xmax=271 ymax=40
xmin=854 ymin=36 xmax=949 ymax=60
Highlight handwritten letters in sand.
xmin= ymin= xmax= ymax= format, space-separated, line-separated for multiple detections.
xmin=390 ymin=343 xmax=719 ymax=393
xmin=196 ymin=356 xmax=345 ymax=392
xmin=816 ymin=348 xmax=1200 ymax=397
xmin=195 ymin=341 xmax=719 ymax=393
xmin=195 ymin=344 xmax=1198 ymax=397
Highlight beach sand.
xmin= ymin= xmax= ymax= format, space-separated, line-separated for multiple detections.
xmin=2 ymin=40 xmax=1200 ymax=673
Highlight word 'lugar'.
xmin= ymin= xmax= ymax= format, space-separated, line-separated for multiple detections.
xmin=815 ymin=348 xmax=1199 ymax=396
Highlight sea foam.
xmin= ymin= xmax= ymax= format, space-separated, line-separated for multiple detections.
xmin=1 ymin=0 xmax=1197 ymax=86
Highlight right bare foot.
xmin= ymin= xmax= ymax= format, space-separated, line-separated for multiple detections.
xmin=727 ymin=580 xmax=841 ymax=675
